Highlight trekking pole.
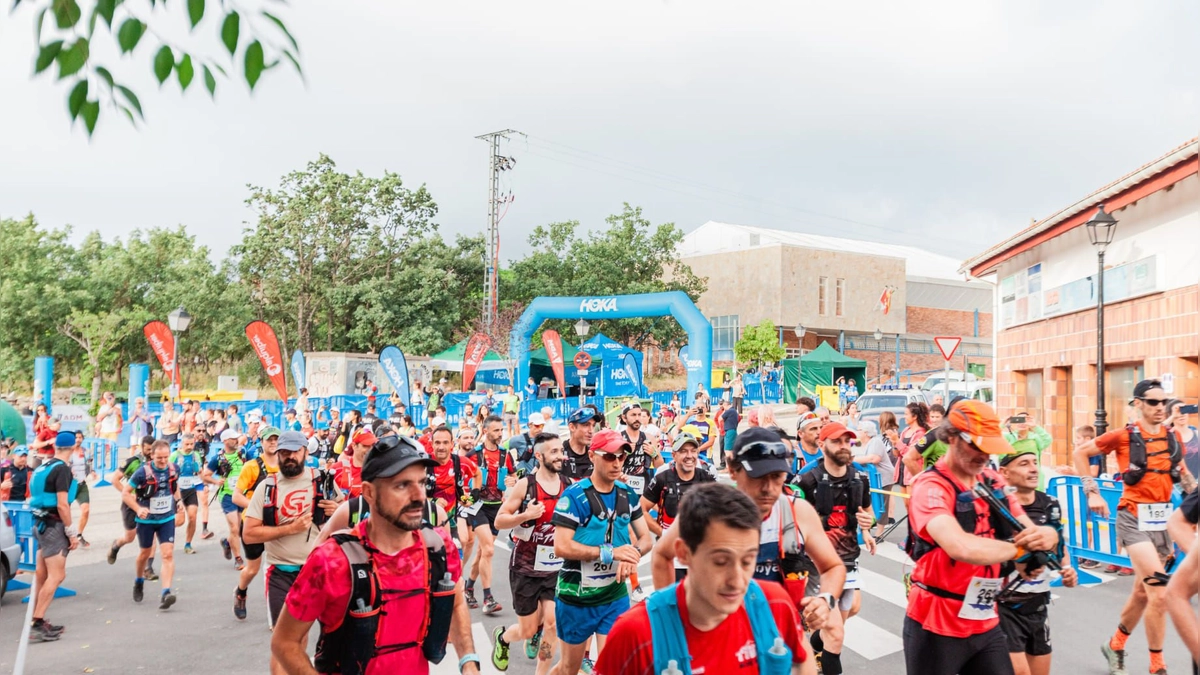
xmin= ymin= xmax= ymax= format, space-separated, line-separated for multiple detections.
xmin=13 ymin=571 xmax=38 ymax=675
xmin=970 ymin=482 xmax=1060 ymax=571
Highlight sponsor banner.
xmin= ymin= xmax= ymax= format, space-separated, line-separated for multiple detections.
xmin=291 ymin=349 xmax=306 ymax=394
xmin=578 ymin=296 xmax=618 ymax=313
xmin=462 ymin=332 xmax=492 ymax=392
xmin=378 ymin=346 xmax=411 ymax=408
xmin=542 ymin=330 xmax=567 ymax=397
xmin=622 ymin=352 xmax=641 ymax=394
xmin=143 ymin=321 xmax=178 ymax=387
xmin=245 ymin=320 xmax=289 ymax=402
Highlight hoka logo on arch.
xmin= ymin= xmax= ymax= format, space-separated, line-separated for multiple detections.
xmin=579 ymin=297 xmax=618 ymax=313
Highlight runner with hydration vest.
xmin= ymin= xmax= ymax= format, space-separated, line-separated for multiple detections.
xmin=232 ymin=426 xmax=282 ymax=620
xmin=202 ymin=429 xmax=249 ymax=571
xmin=272 ymin=434 xmax=482 ymax=675
xmin=107 ymin=436 xmax=157 ymax=578
xmin=903 ymin=400 xmax=1060 ymax=675
xmin=122 ymin=439 xmax=183 ymax=610
xmin=1073 ymin=378 xmax=1196 ymax=675
xmin=641 ymin=433 xmax=716 ymax=583
xmin=491 ymin=432 xmax=570 ymax=673
xmin=463 ymin=414 xmax=516 ymax=615
xmin=170 ymin=432 xmax=205 ymax=553
xmin=618 ymin=402 xmax=661 ymax=604
xmin=26 ymin=432 xmax=80 ymax=643
xmin=561 ymin=406 xmax=601 ymax=482
xmin=596 ymin=482 xmax=811 ymax=675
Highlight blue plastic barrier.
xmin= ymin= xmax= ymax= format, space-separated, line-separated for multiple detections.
xmin=2 ymin=501 xmax=77 ymax=601
xmin=865 ymin=464 xmax=888 ymax=522
xmin=85 ymin=438 xmax=118 ymax=488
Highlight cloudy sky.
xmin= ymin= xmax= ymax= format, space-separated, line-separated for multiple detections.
xmin=2 ymin=1 xmax=1197 ymax=266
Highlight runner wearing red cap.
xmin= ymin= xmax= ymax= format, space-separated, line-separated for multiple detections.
xmin=335 ymin=428 xmax=376 ymax=498
xmin=903 ymin=400 xmax=1059 ymax=675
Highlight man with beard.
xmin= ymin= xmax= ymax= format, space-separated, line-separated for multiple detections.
xmin=273 ymin=435 xmax=481 ymax=675
xmin=617 ymin=403 xmax=660 ymax=604
xmin=796 ymin=422 xmax=877 ymax=675
xmin=231 ymin=426 xmax=282 ymax=620
xmin=244 ymin=431 xmax=338 ymax=674
xmin=492 ymin=433 xmax=569 ymax=673
xmin=463 ymin=415 xmax=515 ymax=615
xmin=641 ymin=433 xmax=717 ymax=582
xmin=560 ymin=406 xmax=599 ymax=482
xmin=123 ymin=440 xmax=183 ymax=609
xmin=427 ymin=426 xmax=479 ymax=547
xmin=108 ymin=436 xmax=158 ymax=579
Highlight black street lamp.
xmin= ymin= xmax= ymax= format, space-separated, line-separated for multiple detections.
xmin=167 ymin=306 xmax=192 ymax=403
xmin=1086 ymin=204 xmax=1118 ymax=472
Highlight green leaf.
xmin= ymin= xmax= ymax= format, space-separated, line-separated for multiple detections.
xmin=56 ymin=38 xmax=89 ymax=79
xmin=115 ymin=84 xmax=143 ymax=118
xmin=95 ymin=0 xmax=117 ymax=27
xmin=94 ymin=65 xmax=114 ymax=87
xmin=52 ymin=0 xmax=82 ymax=29
xmin=80 ymin=99 xmax=100 ymax=135
xmin=261 ymin=11 xmax=298 ymax=52
xmin=244 ymin=40 xmax=263 ymax=89
xmin=203 ymin=64 xmax=216 ymax=98
xmin=220 ymin=11 xmax=239 ymax=55
xmin=120 ymin=106 xmax=136 ymax=125
xmin=35 ymin=7 xmax=47 ymax=38
xmin=67 ymin=79 xmax=88 ymax=119
xmin=116 ymin=18 xmax=144 ymax=53
xmin=281 ymin=49 xmax=303 ymax=79
xmin=35 ymin=40 xmax=64 ymax=74
xmin=176 ymin=53 xmax=194 ymax=90
xmin=153 ymin=46 xmax=173 ymax=84
xmin=187 ymin=0 xmax=204 ymax=28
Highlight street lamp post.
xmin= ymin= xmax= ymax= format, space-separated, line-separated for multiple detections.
xmin=1086 ymin=205 xmax=1118 ymax=473
xmin=574 ymin=319 xmax=590 ymax=402
xmin=874 ymin=328 xmax=883 ymax=385
xmin=167 ymin=306 xmax=192 ymax=403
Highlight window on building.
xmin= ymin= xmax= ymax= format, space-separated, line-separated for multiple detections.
xmin=1107 ymin=364 xmax=1145 ymax=428
xmin=1021 ymin=370 xmax=1043 ymax=426
xmin=711 ymin=315 xmax=740 ymax=361
xmin=818 ymin=276 xmax=828 ymax=315
xmin=835 ymin=278 xmax=845 ymax=317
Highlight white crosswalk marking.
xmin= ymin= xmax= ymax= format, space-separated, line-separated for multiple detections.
xmin=429 ymin=622 xmax=503 ymax=674
xmin=874 ymin=541 xmax=914 ymax=566
xmin=842 ymin=616 xmax=905 ymax=660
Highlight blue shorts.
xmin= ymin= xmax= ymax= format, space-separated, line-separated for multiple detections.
xmin=220 ymin=494 xmax=241 ymax=514
xmin=136 ymin=519 xmax=176 ymax=548
xmin=555 ymin=596 xmax=630 ymax=645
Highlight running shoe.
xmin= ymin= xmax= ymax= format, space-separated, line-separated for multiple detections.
xmin=40 ymin=621 xmax=65 ymax=637
xmin=78 ymin=536 xmax=90 ymax=549
xmin=525 ymin=629 xmax=542 ymax=659
xmin=492 ymin=626 xmax=510 ymax=671
xmin=1150 ymin=669 xmax=1166 ymax=675
xmin=630 ymin=585 xmax=646 ymax=604
xmin=184 ymin=543 xmax=196 ymax=554
xmin=159 ymin=591 xmax=177 ymax=611
xmin=234 ymin=556 xmax=245 ymax=571
xmin=1117 ymin=567 xmax=1134 ymax=576
xmin=482 ymin=596 xmax=503 ymax=616
xmin=465 ymin=589 xmax=479 ymax=609
xmin=133 ymin=580 xmax=144 ymax=603
xmin=234 ymin=592 xmax=247 ymax=620
xmin=107 ymin=543 xmax=119 ymax=565
xmin=221 ymin=538 xmax=233 ymax=560
xmin=1080 ymin=559 xmax=1102 ymax=570
xmin=201 ymin=529 xmax=215 ymax=540
xmin=581 ymin=657 xmax=595 ymax=674
xmin=144 ymin=566 xmax=159 ymax=582
xmin=28 ymin=623 xmax=61 ymax=643
xmin=1100 ymin=642 xmax=1128 ymax=675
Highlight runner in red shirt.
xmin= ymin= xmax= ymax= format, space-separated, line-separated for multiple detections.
xmin=596 ymin=482 xmax=807 ymax=675
xmin=334 ymin=428 xmax=375 ymax=498
xmin=428 ymin=426 xmax=479 ymax=543
xmin=903 ymin=400 xmax=1060 ymax=675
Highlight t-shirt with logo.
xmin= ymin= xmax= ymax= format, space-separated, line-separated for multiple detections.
xmin=593 ymin=580 xmax=805 ymax=675
xmin=128 ymin=463 xmax=177 ymax=525
xmin=285 ymin=520 xmax=461 ymax=675
xmin=431 ymin=456 xmax=478 ymax=518
xmin=245 ymin=470 xmax=320 ymax=566
xmin=476 ymin=447 xmax=515 ymax=504
xmin=552 ymin=481 xmax=643 ymax=606
xmin=1096 ymin=422 xmax=1182 ymax=514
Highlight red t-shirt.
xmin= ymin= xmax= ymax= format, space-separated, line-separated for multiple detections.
xmin=906 ymin=458 xmax=1025 ymax=638
xmin=285 ymin=520 xmax=462 ymax=675
xmin=594 ymin=580 xmax=805 ymax=675
xmin=432 ymin=456 xmax=478 ymax=514
xmin=334 ymin=463 xmax=363 ymax=498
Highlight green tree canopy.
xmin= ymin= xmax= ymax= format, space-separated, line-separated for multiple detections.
xmin=735 ymin=318 xmax=784 ymax=368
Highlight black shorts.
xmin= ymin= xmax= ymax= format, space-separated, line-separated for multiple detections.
xmin=74 ymin=482 xmax=90 ymax=505
xmin=903 ymin=616 xmax=1014 ymax=675
xmin=469 ymin=502 xmax=501 ymax=536
xmin=510 ymin=570 xmax=557 ymax=617
xmin=266 ymin=566 xmax=300 ymax=629
xmin=180 ymin=488 xmax=199 ymax=508
xmin=999 ymin=602 xmax=1052 ymax=656
xmin=121 ymin=503 xmax=137 ymax=531
xmin=240 ymin=519 xmax=264 ymax=561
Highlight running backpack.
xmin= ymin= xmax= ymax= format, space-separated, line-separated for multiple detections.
xmin=1123 ymin=424 xmax=1182 ymax=486
xmin=136 ymin=462 xmax=179 ymax=502
xmin=260 ymin=470 xmax=329 ymax=529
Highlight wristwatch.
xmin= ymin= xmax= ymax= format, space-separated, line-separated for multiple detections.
xmin=458 ymin=653 xmax=481 ymax=673
xmin=816 ymin=592 xmax=836 ymax=610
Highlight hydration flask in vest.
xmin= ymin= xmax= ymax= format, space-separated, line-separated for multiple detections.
xmin=422 ymin=529 xmax=455 ymax=663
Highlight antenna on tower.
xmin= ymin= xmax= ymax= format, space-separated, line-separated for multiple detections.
xmin=475 ymin=129 xmax=523 ymax=333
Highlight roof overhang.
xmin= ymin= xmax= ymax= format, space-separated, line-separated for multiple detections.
xmin=961 ymin=139 xmax=1199 ymax=278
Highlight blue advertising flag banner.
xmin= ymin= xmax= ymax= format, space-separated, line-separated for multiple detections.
xmin=379 ymin=346 xmax=411 ymax=407
xmin=622 ymin=352 xmax=642 ymax=397
xmin=291 ymin=350 xmax=306 ymax=394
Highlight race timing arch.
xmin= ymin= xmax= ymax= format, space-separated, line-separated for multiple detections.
xmin=510 ymin=291 xmax=713 ymax=402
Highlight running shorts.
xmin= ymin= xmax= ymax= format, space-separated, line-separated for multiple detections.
xmin=121 ymin=503 xmax=137 ymax=531
xmin=35 ymin=518 xmax=70 ymax=558
xmin=902 ymin=616 xmax=1013 ymax=675
xmin=179 ymin=488 xmax=199 ymax=508
xmin=999 ymin=601 xmax=1052 ymax=656
xmin=136 ymin=520 xmax=176 ymax=548
xmin=73 ymin=482 xmax=90 ymax=505
xmin=1116 ymin=508 xmax=1173 ymax=563
xmin=240 ymin=519 xmax=264 ymax=561
xmin=266 ymin=566 xmax=300 ymax=629
xmin=510 ymin=569 xmax=557 ymax=617
xmin=555 ymin=596 xmax=630 ymax=645
xmin=469 ymin=502 xmax=502 ymax=536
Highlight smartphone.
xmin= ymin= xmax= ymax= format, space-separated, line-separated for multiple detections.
xmin=1182 ymin=404 xmax=1199 ymax=415
xmin=1011 ymin=415 xmax=1026 ymax=424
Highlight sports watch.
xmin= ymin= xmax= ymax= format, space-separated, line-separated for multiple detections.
xmin=816 ymin=592 xmax=837 ymax=610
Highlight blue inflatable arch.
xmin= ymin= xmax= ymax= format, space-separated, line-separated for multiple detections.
xmin=510 ymin=291 xmax=713 ymax=403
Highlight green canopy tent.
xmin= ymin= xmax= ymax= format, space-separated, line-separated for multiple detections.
xmin=0 ymin=399 xmax=27 ymax=445
xmin=428 ymin=340 xmax=511 ymax=373
xmin=781 ymin=342 xmax=868 ymax=404
xmin=527 ymin=341 xmax=582 ymax=390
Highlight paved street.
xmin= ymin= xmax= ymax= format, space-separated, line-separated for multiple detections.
xmin=3 ymin=431 xmax=1196 ymax=674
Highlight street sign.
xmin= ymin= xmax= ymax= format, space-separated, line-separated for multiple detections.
xmin=934 ymin=336 xmax=962 ymax=362
xmin=577 ymin=368 xmax=589 ymax=378
xmin=573 ymin=352 xmax=592 ymax=369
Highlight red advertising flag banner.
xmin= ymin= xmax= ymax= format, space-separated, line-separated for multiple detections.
xmin=462 ymin=332 xmax=492 ymax=392
xmin=245 ymin=320 xmax=290 ymax=402
xmin=142 ymin=321 xmax=178 ymax=386
xmin=542 ymin=330 xmax=567 ymax=397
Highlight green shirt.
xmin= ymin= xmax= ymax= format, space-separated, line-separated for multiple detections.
xmin=503 ymin=393 xmax=521 ymax=414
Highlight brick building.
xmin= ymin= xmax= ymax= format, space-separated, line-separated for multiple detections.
xmin=669 ymin=221 xmax=992 ymax=385
xmin=962 ymin=138 xmax=1200 ymax=463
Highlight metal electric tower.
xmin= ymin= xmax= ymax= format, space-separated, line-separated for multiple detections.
xmin=475 ymin=129 xmax=521 ymax=333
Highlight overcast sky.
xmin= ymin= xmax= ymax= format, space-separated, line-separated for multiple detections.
xmin=2 ymin=1 xmax=1197 ymax=267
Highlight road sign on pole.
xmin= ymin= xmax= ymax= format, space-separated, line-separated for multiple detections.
xmin=934 ymin=337 xmax=962 ymax=362
xmin=573 ymin=352 xmax=592 ymax=370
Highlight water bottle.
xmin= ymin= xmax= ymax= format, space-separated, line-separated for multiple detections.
xmin=661 ymin=659 xmax=684 ymax=675
xmin=422 ymin=572 xmax=456 ymax=663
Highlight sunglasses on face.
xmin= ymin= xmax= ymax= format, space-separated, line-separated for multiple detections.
xmin=1139 ymin=398 xmax=1168 ymax=407
xmin=736 ymin=441 xmax=791 ymax=460
xmin=595 ymin=451 xmax=627 ymax=463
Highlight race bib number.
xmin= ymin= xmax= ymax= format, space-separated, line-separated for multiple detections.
xmin=461 ymin=502 xmax=483 ymax=517
xmin=582 ymin=560 xmax=617 ymax=589
xmin=844 ymin=564 xmax=861 ymax=591
xmin=534 ymin=545 xmax=563 ymax=572
xmin=958 ymin=577 xmax=1002 ymax=620
xmin=1012 ymin=567 xmax=1052 ymax=595
xmin=624 ymin=475 xmax=645 ymax=494
xmin=149 ymin=495 xmax=172 ymax=515
xmin=1138 ymin=503 xmax=1172 ymax=531
xmin=178 ymin=476 xmax=199 ymax=490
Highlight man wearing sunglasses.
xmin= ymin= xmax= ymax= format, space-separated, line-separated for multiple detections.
xmin=551 ymin=428 xmax=654 ymax=675
xmin=561 ymin=406 xmax=600 ymax=482
xmin=1075 ymin=378 xmax=1185 ymax=675
xmin=641 ymin=433 xmax=717 ymax=582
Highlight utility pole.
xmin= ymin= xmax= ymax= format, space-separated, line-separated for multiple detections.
xmin=475 ymin=129 xmax=522 ymax=333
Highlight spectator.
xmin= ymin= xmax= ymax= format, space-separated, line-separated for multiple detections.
xmin=226 ymin=404 xmax=243 ymax=435
xmin=846 ymin=378 xmax=859 ymax=408
xmin=1168 ymin=399 xmax=1200 ymax=479
xmin=32 ymin=403 xmax=50 ymax=437
xmin=732 ymin=373 xmax=746 ymax=413
xmin=157 ymin=401 xmax=182 ymax=443
xmin=719 ymin=397 xmax=740 ymax=467
xmin=0 ymin=446 xmax=31 ymax=501
xmin=95 ymin=391 xmax=122 ymax=442
xmin=129 ymin=398 xmax=154 ymax=440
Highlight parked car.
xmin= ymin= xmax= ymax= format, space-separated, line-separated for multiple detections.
xmin=920 ymin=370 xmax=979 ymax=392
xmin=855 ymin=385 xmax=930 ymax=412
xmin=1 ymin=506 xmax=20 ymax=603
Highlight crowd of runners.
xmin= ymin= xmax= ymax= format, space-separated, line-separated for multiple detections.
xmin=5 ymin=378 xmax=1200 ymax=674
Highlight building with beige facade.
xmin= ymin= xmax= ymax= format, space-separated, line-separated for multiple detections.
xmin=659 ymin=221 xmax=992 ymax=385
xmin=962 ymin=138 xmax=1199 ymax=464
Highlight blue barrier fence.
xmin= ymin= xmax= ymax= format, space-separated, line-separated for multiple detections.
xmin=2 ymin=501 xmax=77 ymax=601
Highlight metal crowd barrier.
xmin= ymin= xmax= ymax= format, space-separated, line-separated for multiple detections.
xmin=84 ymin=438 xmax=119 ymax=488
xmin=2 ymin=501 xmax=77 ymax=601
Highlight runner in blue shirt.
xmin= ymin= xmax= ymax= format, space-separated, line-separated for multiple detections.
xmin=170 ymin=432 xmax=205 ymax=553
xmin=124 ymin=439 xmax=182 ymax=610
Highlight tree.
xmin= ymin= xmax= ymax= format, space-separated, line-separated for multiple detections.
xmin=505 ymin=203 xmax=707 ymax=351
xmin=459 ymin=302 xmax=525 ymax=386
xmin=58 ymin=308 xmax=138 ymax=403
xmin=735 ymin=319 xmax=784 ymax=368
xmin=18 ymin=0 xmax=302 ymax=135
